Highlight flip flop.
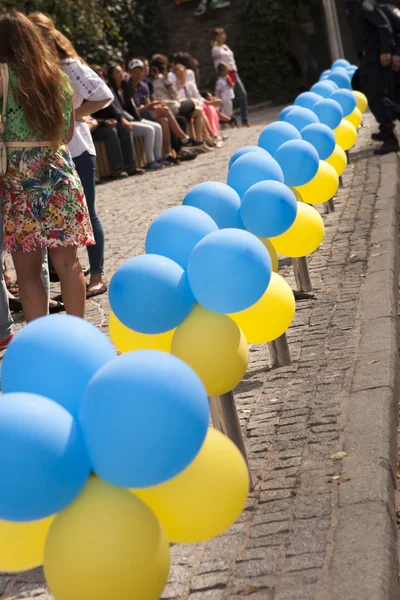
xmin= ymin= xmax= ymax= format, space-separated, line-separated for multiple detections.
xmin=49 ymin=301 xmax=65 ymax=314
xmin=86 ymin=283 xmax=108 ymax=299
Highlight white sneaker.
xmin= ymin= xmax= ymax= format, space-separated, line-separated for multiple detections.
xmin=194 ymin=1 xmax=208 ymax=16
xmin=210 ymin=0 xmax=231 ymax=8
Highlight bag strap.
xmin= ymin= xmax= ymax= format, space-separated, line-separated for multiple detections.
xmin=0 ymin=63 xmax=9 ymax=133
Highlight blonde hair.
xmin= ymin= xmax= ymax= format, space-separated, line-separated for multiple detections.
xmin=28 ymin=13 xmax=81 ymax=62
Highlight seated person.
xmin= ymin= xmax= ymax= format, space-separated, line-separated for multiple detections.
xmin=151 ymin=57 xmax=208 ymax=151
xmin=127 ymin=58 xmax=193 ymax=160
xmin=90 ymin=64 xmax=144 ymax=178
xmin=106 ymin=63 xmax=171 ymax=170
xmin=173 ymin=63 xmax=221 ymax=143
xmin=168 ymin=52 xmax=198 ymax=89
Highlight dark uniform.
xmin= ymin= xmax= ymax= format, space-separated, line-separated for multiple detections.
xmin=378 ymin=2 xmax=400 ymax=105
xmin=346 ymin=0 xmax=397 ymax=140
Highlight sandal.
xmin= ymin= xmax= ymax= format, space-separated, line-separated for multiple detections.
xmin=86 ymin=283 xmax=108 ymax=299
xmin=49 ymin=300 xmax=65 ymax=314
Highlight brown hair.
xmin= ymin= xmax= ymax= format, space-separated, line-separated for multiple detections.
xmin=28 ymin=13 xmax=81 ymax=62
xmin=217 ymin=62 xmax=230 ymax=75
xmin=212 ymin=27 xmax=225 ymax=46
xmin=0 ymin=12 xmax=70 ymax=143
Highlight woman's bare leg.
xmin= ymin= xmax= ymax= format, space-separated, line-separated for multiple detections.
xmin=12 ymin=249 xmax=47 ymax=322
xmin=157 ymin=117 xmax=172 ymax=155
xmin=193 ymin=108 xmax=206 ymax=142
xmin=50 ymin=246 xmax=86 ymax=318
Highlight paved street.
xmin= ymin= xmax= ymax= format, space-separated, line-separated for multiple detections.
xmin=1 ymin=109 xmax=399 ymax=600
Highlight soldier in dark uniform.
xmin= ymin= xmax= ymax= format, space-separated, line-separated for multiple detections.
xmin=346 ymin=0 xmax=399 ymax=154
xmin=376 ymin=1 xmax=400 ymax=125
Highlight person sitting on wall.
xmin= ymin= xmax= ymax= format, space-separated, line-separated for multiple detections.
xmin=194 ymin=0 xmax=231 ymax=18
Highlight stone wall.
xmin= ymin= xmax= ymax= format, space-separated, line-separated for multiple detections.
xmin=158 ymin=0 xmax=244 ymax=90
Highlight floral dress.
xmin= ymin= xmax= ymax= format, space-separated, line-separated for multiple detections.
xmin=0 ymin=66 xmax=94 ymax=253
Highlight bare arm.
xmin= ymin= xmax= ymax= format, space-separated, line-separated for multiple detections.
xmin=75 ymin=100 xmax=110 ymax=121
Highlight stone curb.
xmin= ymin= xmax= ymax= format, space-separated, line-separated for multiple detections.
xmin=330 ymin=154 xmax=400 ymax=599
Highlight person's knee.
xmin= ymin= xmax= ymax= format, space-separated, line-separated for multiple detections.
xmin=50 ymin=248 xmax=80 ymax=276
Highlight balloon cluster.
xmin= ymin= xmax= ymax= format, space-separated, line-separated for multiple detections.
xmin=0 ymin=315 xmax=249 ymax=600
xmin=0 ymin=57 xmax=368 ymax=600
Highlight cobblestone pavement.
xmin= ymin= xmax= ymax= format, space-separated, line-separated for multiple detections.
xmin=1 ymin=109 xmax=399 ymax=600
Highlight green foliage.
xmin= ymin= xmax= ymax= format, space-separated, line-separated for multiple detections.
xmin=1 ymin=0 xmax=168 ymax=64
xmin=238 ymin=0 xmax=299 ymax=104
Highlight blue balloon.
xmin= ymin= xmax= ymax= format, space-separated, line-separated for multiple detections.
xmin=187 ymin=229 xmax=272 ymax=314
xmin=328 ymin=70 xmax=352 ymax=90
xmin=109 ymin=254 xmax=195 ymax=334
xmin=301 ymin=123 xmax=336 ymax=160
xmin=227 ymin=152 xmax=284 ymax=199
xmin=229 ymin=146 xmax=270 ymax=169
xmin=146 ymin=206 xmax=218 ymax=270
xmin=313 ymin=98 xmax=343 ymax=130
xmin=331 ymin=66 xmax=350 ymax=77
xmin=240 ymin=181 xmax=298 ymax=238
xmin=274 ymin=139 xmax=319 ymax=187
xmin=320 ymin=74 xmax=330 ymax=81
xmin=330 ymin=89 xmax=356 ymax=117
xmin=258 ymin=121 xmax=301 ymax=156
xmin=183 ymin=181 xmax=243 ymax=229
xmin=0 ymin=393 xmax=90 ymax=521
xmin=294 ymin=92 xmax=323 ymax=110
xmin=332 ymin=58 xmax=350 ymax=69
xmin=311 ymin=80 xmax=339 ymax=98
xmin=279 ymin=105 xmax=296 ymax=121
xmin=2 ymin=315 xmax=116 ymax=418
xmin=283 ymin=106 xmax=319 ymax=131
xmin=80 ymin=351 xmax=209 ymax=488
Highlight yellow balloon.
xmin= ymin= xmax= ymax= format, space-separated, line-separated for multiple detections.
xmin=291 ymin=187 xmax=304 ymax=202
xmin=229 ymin=272 xmax=295 ymax=344
xmin=270 ymin=203 xmax=324 ymax=258
xmin=109 ymin=312 xmax=174 ymax=353
xmin=44 ymin=477 xmax=170 ymax=600
xmin=325 ymin=144 xmax=347 ymax=177
xmin=133 ymin=428 xmax=250 ymax=543
xmin=334 ymin=119 xmax=358 ymax=151
xmin=295 ymin=160 xmax=338 ymax=205
xmin=0 ymin=516 xmax=53 ymax=572
xmin=345 ymin=107 xmax=362 ymax=129
xmin=258 ymin=237 xmax=278 ymax=273
xmin=353 ymin=90 xmax=368 ymax=113
xmin=171 ymin=304 xmax=248 ymax=396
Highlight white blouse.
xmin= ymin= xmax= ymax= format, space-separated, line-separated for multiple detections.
xmin=169 ymin=69 xmax=196 ymax=89
xmin=212 ymin=44 xmax=237 ymax=72
xmin=62 ymin=58 xmax=113 ymax=158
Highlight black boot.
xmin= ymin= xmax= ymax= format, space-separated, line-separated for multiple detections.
xmin=371 ymin=131 xmax=386 ymax=141
xmin=373 ymin=134 xmax=400 ymax=155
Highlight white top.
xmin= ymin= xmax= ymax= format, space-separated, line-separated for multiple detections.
xmin=216 ymin=76 xmax=235 ymax=101
xmin=175 ymin=81 xmax=204 ymax=105
xmin=62 ymin=58 xmax=113 ymax=158
xmin=212 ymin=44 xmax=237 ymax=72
xmin=169 ymin=69 xmax=196 ymax=89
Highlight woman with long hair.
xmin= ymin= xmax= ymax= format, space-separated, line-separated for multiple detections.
xmin=106 ymin=63 xmax=168 ymax=169
xmin=211 ymin=27 xmax=250 ymax=127
xmin=0 ymin=12 xmax=94 ymax=322
xmin=150 ymin=57 xmax=210 ymax=152
xmin=29 ymin=12 xmax=113 ymax=298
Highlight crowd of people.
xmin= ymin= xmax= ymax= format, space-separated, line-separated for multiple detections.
xmin=0 ymin=11 xmax=250 ymax=348
xmin=88 ymin=28 xmax=250 ymax=181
